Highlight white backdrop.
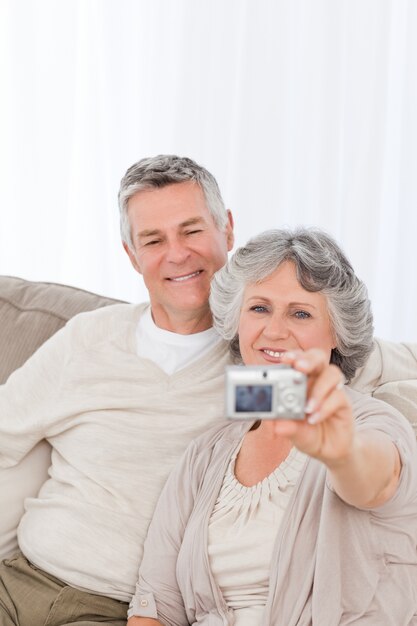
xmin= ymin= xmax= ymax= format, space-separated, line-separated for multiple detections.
xmin=0 ymin=0 xmax=416 ymax=341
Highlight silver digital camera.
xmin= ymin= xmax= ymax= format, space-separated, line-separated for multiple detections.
xmin=225 ymin=365 xmax=307 ymax=420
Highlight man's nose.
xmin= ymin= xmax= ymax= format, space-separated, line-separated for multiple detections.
xmin=165 ymin=238 xmax=190 ymax=264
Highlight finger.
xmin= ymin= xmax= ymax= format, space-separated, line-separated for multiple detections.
xmin=272 ymin=418 xmax=307 ymax=437
xmin=281 ymin=348 xmax=329 ymax=376
xmin=307 ymin=387 xmax=350 ymax=425
xmin=282 ymin=350 xmax=325 ymax=405
xmin=305 ymin=364 xmax=345 ymax=415
xmin=272 ymin=417 xmax=323 ymax=455
xmin=280 ymin=350 xmax=304 ymax=366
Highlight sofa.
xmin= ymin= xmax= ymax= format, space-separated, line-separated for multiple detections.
xmin=0 ymin=276 xmax=124 ymax=559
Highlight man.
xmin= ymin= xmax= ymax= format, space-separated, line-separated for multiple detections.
xmin=0 ymin=155 xmax=415 ymax=626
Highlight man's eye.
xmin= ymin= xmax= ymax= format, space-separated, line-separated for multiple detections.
xmin=145 ymin=240 xmax=160 ymax=246
xmin=186 ymin=229 xmax=202 ymax=235
xmin=294 ymin=310 xmax=311 ymax=319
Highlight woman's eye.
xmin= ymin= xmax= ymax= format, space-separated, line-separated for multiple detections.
xmin=250 ymin=305 xmax=268 ymax=313
xmin=294 ymin=310 xmax=311 ymax=319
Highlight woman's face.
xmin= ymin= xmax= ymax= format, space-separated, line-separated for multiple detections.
xmin=238 ymin=261 xmax=336 ymax=365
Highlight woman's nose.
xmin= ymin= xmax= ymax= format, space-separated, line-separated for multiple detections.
xmin=263 ymin=315 xmax=289 ymax=339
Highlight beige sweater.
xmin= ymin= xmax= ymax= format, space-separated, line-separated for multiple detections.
xmin=0 ymin=303 xmax=230 ymax=601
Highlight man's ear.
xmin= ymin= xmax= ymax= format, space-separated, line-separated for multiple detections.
xmin=226 ymin=210 xmax=235 ymax=251
xmin=122 ymin=241 xmax=142 ymax=275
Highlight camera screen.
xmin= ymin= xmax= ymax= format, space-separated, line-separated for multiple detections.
xmin=235 ymin=384 xmax=273 ymax=413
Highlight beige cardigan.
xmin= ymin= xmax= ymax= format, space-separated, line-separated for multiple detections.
xmin=131 ymin=388 xmax=417 ymax=625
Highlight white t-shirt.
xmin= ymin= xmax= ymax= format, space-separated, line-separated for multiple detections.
xmin=136 ymin=307 xmax=222 ymax=375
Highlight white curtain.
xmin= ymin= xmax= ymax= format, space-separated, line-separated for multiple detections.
xmin=0 ymin=0 xmax=416 ymax=341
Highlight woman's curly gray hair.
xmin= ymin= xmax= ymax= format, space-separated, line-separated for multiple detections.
xmin=209 ymin=228 xmax=374 ymax=383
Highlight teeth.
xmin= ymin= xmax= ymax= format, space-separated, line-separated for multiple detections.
xmin=171 ymin=271 xmax=200 ymax=282
xmin=264 ymin=349 xmax=284 ymax=358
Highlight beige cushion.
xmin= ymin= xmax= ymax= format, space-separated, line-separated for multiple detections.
xmin=0 ymin=276 xmax=123 ymax=559
xmin=0 ymin=276 xmax=122 ymax=384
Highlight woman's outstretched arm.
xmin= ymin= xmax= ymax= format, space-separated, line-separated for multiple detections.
xmin=277 ymin=349 xmax=403 ymax=509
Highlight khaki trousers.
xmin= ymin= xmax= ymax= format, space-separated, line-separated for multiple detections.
xmin=0 ymin=553 xmax=128 ymax=626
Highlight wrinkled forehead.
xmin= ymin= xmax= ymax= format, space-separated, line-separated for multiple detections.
xmin=127 ymin=181 xmax=213 ymax=228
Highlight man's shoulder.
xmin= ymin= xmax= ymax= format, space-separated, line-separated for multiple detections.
xmin=67 ymin=302 xmax=147 ymax=329
xmin=63 ymin=302 xmax=148 ymax=348
xmin=349 ymin=338 xmax=417 ymax=428
xmin=351 ymin=337 xmax=417 ymax=393
xmin=346 ymin=385 xmax=416 ymax=444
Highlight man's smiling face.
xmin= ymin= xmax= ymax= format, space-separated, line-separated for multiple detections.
xmin=124 ymin=181 xmax=234 ymax=333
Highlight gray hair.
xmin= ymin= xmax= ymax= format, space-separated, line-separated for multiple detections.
xmin=210 ymin=228 xmax=374 ymax=383
xmin=118 ymin=154 xmax=227 ymax=248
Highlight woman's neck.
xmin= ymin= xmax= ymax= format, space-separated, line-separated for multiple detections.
xmin=234 ymin=422 xmax=293 ymax=487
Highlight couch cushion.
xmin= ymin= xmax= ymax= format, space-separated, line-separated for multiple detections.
xmin=0 ymin=276 xmax=123 ymax=384
xmin=0 ymin=276 xmax=125 ymax=559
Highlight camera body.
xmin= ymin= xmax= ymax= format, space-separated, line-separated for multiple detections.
xmin=225 ymin=364 xmax=307 ymax=420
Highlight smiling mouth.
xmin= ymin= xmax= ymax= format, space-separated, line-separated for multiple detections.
xmin=168 ymin=270 xmax=202 ymax=282
xmin=263 ymin=349 xmax=286 ymax=358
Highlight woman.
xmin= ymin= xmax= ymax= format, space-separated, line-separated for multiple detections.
xmin=128 ymin=228 xmax=417 ymax=625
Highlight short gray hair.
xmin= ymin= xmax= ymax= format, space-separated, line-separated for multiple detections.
xmin=210 ymin=228 xmax=374 ymax=383
xmin=118 ymin=154 xmax=227 ymax=248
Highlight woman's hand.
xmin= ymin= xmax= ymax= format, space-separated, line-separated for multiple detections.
xmin=276 ymin=349 xmax=401 ymax=508
xmin=275 ymin=348 xmax=353 ymax=465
